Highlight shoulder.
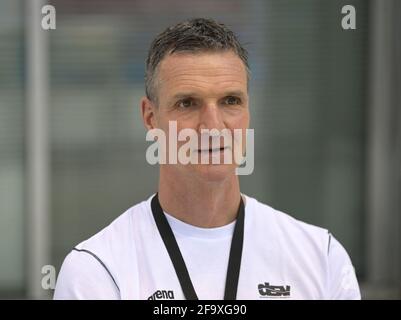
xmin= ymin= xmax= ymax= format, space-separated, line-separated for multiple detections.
xmin=53 ymin=247 xmax=120 ymax=299
xmin=326 ymin=235 xmax=361 ymax=299
xmin=54 ymin=195 xmax=154 ymax=299
xmin=73 ymin=194 xmax=154 ymax=258
xmin=244 ymin=194 xmax=361 ymax=299
xmin=75 ymin=202 xmax=140 ymax=254
xmin=244 ymin=194 xmax=330 ymax=253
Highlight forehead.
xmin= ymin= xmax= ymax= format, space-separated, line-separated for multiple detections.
xmin=157 ymin=51 xmax=248 ymax=99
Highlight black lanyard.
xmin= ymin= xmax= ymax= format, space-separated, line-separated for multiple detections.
xmin=151 ymin=193 xmax=245 ymax=300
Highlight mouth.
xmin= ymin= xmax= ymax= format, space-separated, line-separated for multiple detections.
xmin=196 ymin=146 xmax=229 ymax=153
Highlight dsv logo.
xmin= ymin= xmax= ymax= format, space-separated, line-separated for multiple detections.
xmin=258 ymin=282 xmax=291 ymax=298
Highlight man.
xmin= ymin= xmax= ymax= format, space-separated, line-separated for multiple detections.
xmin=54 ymin=18 xmax=361 ymax=300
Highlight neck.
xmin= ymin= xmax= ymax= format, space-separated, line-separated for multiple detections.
xmin=158 ymin=168 xmax=242 ymax=228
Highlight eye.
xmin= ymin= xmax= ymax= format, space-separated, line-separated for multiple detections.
xmin=177 ymin=98 xmax=196 ymax=108
xmin=223 ymin=96 xmax=242 ymax=105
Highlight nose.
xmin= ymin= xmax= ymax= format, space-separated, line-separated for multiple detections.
xmin=198 ymin=103 xmax=226 ymax=132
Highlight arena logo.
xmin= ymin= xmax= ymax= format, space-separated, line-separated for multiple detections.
xmin=145 ymin=121 xmax=254 ymax=175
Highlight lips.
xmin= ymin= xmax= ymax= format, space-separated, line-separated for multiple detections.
xmin=197 ymin=146 xmax=229 ymax=153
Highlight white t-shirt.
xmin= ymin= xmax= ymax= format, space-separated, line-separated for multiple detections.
xmin=53 ymin=194 xmax=361 ymax=300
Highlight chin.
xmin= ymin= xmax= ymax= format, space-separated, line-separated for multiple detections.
xmin=190 ymin=163 xmax=236 ymax=183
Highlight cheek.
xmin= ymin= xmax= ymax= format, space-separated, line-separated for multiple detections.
xmin=229 ymin=111 xmax=249 ymax=154
xmin=228 ymin=110 xmax=249 ymax=130
xmin=155 ymin=110 xmax=176 ymax=131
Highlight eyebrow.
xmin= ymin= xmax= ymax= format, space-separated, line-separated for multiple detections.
xmin=171 ymin=92 xmax=199 ymax=101
xmin=170 ymin=90 xmax=247 ymax=102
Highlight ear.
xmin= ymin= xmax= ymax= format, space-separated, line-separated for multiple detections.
xmin=140 ymin=96 xmax=157 ymax=130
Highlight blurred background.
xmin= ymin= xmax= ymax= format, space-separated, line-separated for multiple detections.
xmin=0 ymin=0 xmax=400 ymax=299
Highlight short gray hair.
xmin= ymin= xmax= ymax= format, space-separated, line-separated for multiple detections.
xmin=145 ymin=18 xmax=250 ymax=103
